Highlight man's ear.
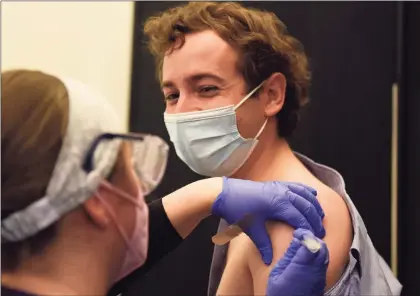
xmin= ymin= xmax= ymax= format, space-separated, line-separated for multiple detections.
xmin=263 ymin=72 xmax=286 ymax=117
xmin=83 ymin=195 xmax=111 ymax=229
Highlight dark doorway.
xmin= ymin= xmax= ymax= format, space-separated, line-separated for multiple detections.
xmin=397 ymin=2 xmax=420 ymax=295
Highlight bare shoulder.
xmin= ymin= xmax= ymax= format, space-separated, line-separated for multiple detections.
xmin=315 ymin=182 xmax=353 ymax=285
xmin=240 ymin=181 xmax=353 ymax=294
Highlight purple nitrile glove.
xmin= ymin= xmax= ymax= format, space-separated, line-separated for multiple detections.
xmin=211 ymin=177 xmax=326 ymax=264
xmin=267 ymin=228 xmax=329 ymax=296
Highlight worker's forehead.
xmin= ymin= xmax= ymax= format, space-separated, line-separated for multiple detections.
xmin=162 ymin=30 xmax=239 ymax=83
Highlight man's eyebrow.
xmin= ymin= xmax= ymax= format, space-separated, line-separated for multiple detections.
xmin=161 ymin=81 xmax=174 ymax=89
xmin=189 ymin=73 xmax=226 ymax=84
xmin=161 ymin=73 xmax=226 ymax=89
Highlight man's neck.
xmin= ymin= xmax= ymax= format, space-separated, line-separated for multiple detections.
xmin=232 ymin=135 xmax=296 ymax=181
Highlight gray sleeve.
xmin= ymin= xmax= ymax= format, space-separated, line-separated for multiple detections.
xmin=325 ymin=255 xmax=360 ymax=296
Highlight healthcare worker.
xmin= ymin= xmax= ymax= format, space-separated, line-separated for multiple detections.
xmin=1 ymin=69 xmax=328 ymax=296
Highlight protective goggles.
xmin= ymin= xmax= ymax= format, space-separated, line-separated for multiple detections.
xmin=82 ymin=132 xmax=169 ymax=195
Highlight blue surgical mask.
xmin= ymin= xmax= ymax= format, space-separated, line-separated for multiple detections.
xmin=164 ymin=82 xmax=267 ymax=177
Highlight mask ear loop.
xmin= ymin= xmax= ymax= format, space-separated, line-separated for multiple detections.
xmin=233 ymin=81 xmax=268 ymax=140
xmin=233 ymin=81 xmax=266 ymax=111
xmin=94 ymin=181 xmax=145 ymax=261
xmin=134 ymin=136 xmax=169 ymax=196
xmin=254 ymin=118 xmax=268 ymax=140
xmin=100 ymin=181 xmax=145 ymax=208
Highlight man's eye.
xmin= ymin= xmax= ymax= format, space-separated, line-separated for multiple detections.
xmin=164 ymin=93 xmax=179 ymax=102
xmin=199 ymin=86 xmax=219 ymax=96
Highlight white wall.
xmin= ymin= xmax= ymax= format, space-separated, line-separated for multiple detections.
xmin=1 ymin=2 xmax=135 ymax=130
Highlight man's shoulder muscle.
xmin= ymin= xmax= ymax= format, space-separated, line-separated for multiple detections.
xmin=248 ymin=185 xmax=352 ymax=294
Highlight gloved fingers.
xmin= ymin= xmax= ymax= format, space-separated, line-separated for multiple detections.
xmin=293 ymin=228 xmax=329 ymax=265
xmin=287 ymin=183 xmax=324 ymax=219
xmin=272 ymin=202 xmax=315 ymax=234
xmin=270 ymin=238 xmax=301 ymax=276
xmin=291 ymin=242 xmax=318 ymax=265
xmin=285 ymin=182 xmax=317 ymax=196
xmin=246 ymin=223 xmax=273 ymax=265
xmin=282 ymin=237 xmax=302 ymax=263
xmin=287 ymin=192 xmax=326 ymax=238
xmin=294 ymin=228 xmax=315 ymax=240
xmin=292 ymin=239 xmax=329 ymax=267
xmin=314 ymin=239 xmax=329 ymax=266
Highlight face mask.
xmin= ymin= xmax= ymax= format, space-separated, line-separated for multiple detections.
xmin=164 ymin=82 xmax=267 ymax=177
xmin=95 ymin=181 xmax=149 ymax=283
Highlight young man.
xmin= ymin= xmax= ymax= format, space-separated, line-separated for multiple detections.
xmin=143 ymin=2 xmax=402 ymax=295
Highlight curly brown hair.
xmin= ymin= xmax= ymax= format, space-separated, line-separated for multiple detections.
xmin=143 ymin=1 xmax=311 ymax=137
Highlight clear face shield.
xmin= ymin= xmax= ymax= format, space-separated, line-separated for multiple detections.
xmin=82 ymin=133 xmax=169 ymax=195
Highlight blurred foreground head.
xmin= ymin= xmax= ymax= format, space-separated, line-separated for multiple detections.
xmin=1 ymin=70 xmax=158 ymax=287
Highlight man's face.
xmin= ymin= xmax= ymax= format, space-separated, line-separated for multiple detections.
xmin=161 ymin=30 xmax=267 ymax=139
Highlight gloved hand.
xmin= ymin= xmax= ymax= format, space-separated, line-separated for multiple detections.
xmin=211 ymin=177 xmax=325 ymax=264
xmin=267 ymin=228 xmax=329 ymax=296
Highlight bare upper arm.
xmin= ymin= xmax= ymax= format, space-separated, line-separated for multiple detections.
xmin=216 ymin=237 xmax=254 ymax=296
xmin=250 ymin=188 xmax=353 ymax=294
xmin=218 ymin=187 xmax=353 ymax=295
